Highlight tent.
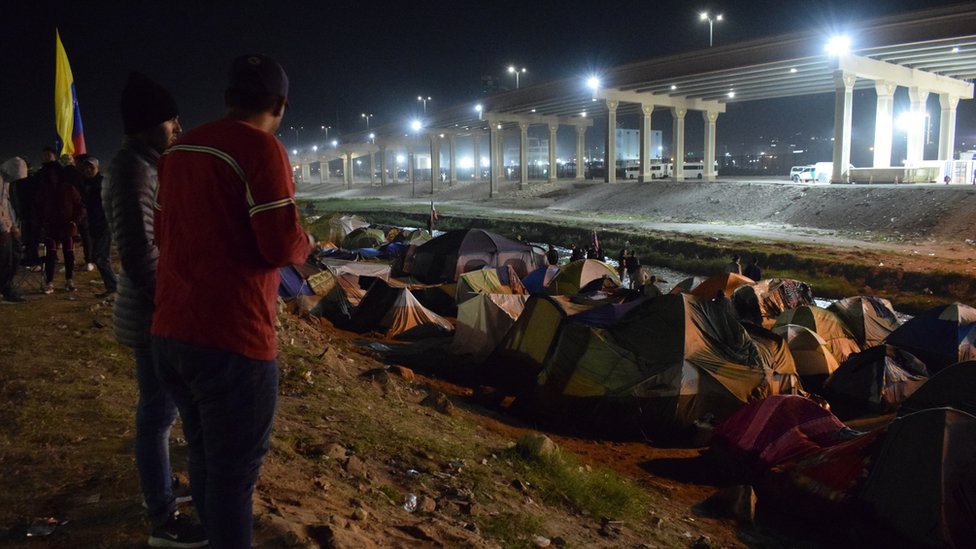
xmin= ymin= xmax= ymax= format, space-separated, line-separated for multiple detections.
xmin=523 ymin=265 xmax=560 ymax=294
xmin=883 ymin=302 xmax=976 ymax=373
xmin=858 ymin=407 xmax=976 ymax=548
xmin=710 ymin=395 xmax=848 ymax=472
xmin=523 ymin=293 xmax=772 ymax=435
xmin=406 ymin=229 xmax=547 ymax=283
xmin=820 ymin=344 xmax=929 ymax=419
xmin=307 ymin=213 xmax=369 ymax=245
xmin=773 ymin=324 xmax=841 ymax=394
xmin=455 ymin=266 xmax=527 ymax=304
xmin=451 ymin=293 xmax=528 ymax=360
xmin=346 ymin=279 xmax=453 ymax=339
xmin=545 ymin=259 xmax=621 ymax=296
xmin=688 ymin=272 xmax=755 ymax=299
xmin=278 ymin=265 xmax=316 ymax=298
xmin=732 ymin=278 xmax=815 ymax=327
xmin=826 ymin=296 xmax=902 ymax=348
xmin=898 ymin=360 xmax=976 ymax=418
xmin=743 ymin=323 xmax=803 ymax=395
xmin=774 ymin=305 xmax=862 ymax=364
xmin=669 ymin=276 xmax=707 ymax=295
xmin=341 ymin=227 xmax=387 ymax=250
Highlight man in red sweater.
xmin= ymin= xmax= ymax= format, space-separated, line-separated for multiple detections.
xmin=152 ymin=54 xmax=311 ymax=548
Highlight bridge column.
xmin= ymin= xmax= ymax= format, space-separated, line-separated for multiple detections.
xmin=703 ymin=110 xmax=719 ymax=181
xmin=488 ymin=123 xmax=500 ymax=198
xmin=300 ymin=163 xmax=311 ymax=185
xmin=408 ymin=149 xmax=415 ymax=196
xmin=379 ymin=146 xmax=387 ymax=186
xmin=519 ymin=122 xmax=529 ymax=190
xmin=575 ymin=126 xmax=586 ymax=180
xmin=906 ymin=87 xmax=929 ymax=164
xmin=430 ymin=135 xmax=441 ymax=194
xmin=605 ymin=100 xmax=618 ymax=183
xmin=872 ymin=81 xmax=896 ymax=168
xmin=671 ymin=107 xmax=686 ymax=180
xmin=368 ymin=152 xmax=375 ymax=186
xmin=473 ymin=132 xmax=482 ymax=183
xmin=321 ymin=158 xmax=330 ymax=182
xmin=640 ymin=104 xmax=654 ymax=182
xmin=548 ymin=123 xmax=558 ymax=183
xmin=448 ymin=134 xmax=457 ymax=185
xmin=938 ymin=93 xmax=959 ymax=161
xmin=831 ymin=71 xmax=855 ymax=183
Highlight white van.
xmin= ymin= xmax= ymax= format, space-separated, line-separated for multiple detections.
xmin=790 ymin=165 xmax=816 ymax=183
xmin=649 ymin=162 xmax=672 ymax=179
xmin=681 ymin=161 xmax=718 ymax=179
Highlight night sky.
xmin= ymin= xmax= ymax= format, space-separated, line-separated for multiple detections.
xmin=1 ymin=0 xmax=972 ymax=166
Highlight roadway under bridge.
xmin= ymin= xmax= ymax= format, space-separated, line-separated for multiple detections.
xmin=290 ymin=4 xmax=976 ymax=194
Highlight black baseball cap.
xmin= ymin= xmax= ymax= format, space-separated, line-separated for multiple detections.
xmin=227 ymin=54 xmax=288 ymax=98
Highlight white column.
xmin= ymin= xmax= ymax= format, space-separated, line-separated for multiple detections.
xmin=344 ymin=154 xmax=353 ymax=189
xmin=831 ymin=71 xmax=855 ymax=183
xmin=938 ymin=93 xmax=959 ymax=161
xmin=300 ymin=163 xmax=311 ymax=184
xmin=519 ymin=122 xmax=529 ymax=190
xmin=605 ymin=100 xmax=618 ymax=183
xmin=906 ymin=87 xmax=929 ymax=164
xmin=407 ymin=149 xmax=415 ymax=196
xmin=873 ymin=81 xmax=896 ymax=168
xmin=547 ymin=123 xmax=558 ymax=183
xmin=575 ymin=126 xmax=586 ymax=180
xmin=640 ymin=104 xmax=654 ymax=182
xmin=473 ymin=132 xmax=482 ymax=183
xmin=703 ymin=110 xmax=719 ymax=181
xmin=368 ymin=152 xmax=375 ymax=186
xmin=488 ymin=123 xmax=499 ymax=198
xmin=671 ymin=107 xmax=686 ymax=180
xmin=321 ymin=159 xmax=330 ymax=182
xmin=448 ymin=134 xmax=457 ymax=185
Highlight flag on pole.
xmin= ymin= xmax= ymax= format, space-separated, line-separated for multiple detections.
xmin=430 ymin=200 xmax=438 ymax=222
xmin=54 ymin=29 xmax=86 ymax=157
xmin=591 ymin=229 xmax=600 ymax=254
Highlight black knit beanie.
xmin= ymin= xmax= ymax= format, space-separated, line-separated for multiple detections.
xmin=120 ymin=72 xmax=179 ymax=135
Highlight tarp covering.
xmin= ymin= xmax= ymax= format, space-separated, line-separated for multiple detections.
xmin=859 ymin=408 xmax=976 ymax=548
xmin=452 ymin=293 xmax=528 ymax=359
xmin=455 ymin=266 xmax=527 ymax=304
xmin=688 ymin=272 xmax=755 ymax=299
xmin=732 ymin=278 xmax=814 ymax=327
xmin=883 ymin=302 xmax=976 ymax=373
xmin=407 ymin=229 xmax=547 ymax=283
xmin=670 ymin=276 xmax=707 ymax=295
xmin=821 ymin=344 xmax=929 ymax=419
xmin=827 ymin=296 xmax=902 ymax=348
xmin=711 ymin=395 xmax=847 ymax=471
xmin=743 ymin=323 xmax=803 ymax=395
xmin=774 ymin=305 xmax=862 ymax=364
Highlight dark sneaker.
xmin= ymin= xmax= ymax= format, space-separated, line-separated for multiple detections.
xmin=148 ymin=512 xmax=208 ymax=548
xmin=2 ymin=293 xmax=27 ymax=304
xmin=95 ymin=289 xmax=117 ymax=299
xmin=65 ymin=280 xmax=76 ymax=292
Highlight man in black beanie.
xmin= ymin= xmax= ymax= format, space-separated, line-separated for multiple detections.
xmin=103 ymin=72 xmax=206 ymax=548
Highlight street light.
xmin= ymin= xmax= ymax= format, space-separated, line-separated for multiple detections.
xmin=417 ymin=95 xmax=432 ymax=115
xmin=361 ymin=113 xmax=373 ymax=130
xmin=289 ymin=125 xmax=303 ymax=146
xmin=508 ymin=65 xmax=526 ymax=89
xmin=699 ymin=12 xmax=723 ymax=47
xmin=320 ymin=125 xmax=331 ymax=142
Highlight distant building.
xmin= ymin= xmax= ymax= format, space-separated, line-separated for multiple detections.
xmin=615 ymin=129 xmax=663 ymax=166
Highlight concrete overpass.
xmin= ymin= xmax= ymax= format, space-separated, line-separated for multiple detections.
xmin=291 ymin=4 xmax=976 ymax=192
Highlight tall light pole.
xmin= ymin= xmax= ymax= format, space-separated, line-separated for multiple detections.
xmin=289 ymin=125 xmax=303 ymax=147
xmin=361 ymin=113 xmax=373 ymax=130
xmin=320 ymin=125 xmax=331 ymax=142
xmin=417 ymin=95 xmax=431 ymax=115
xmin=508 ymin=65 xmax=526 ymax=89
xmin=699 ymin=12 xmax=722 ymax=47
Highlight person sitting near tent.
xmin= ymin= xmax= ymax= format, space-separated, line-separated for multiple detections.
xmin=640 ymin=275 xmax=663 ymax=297
xmin=743 ymin=256 xmax=762 ymax=281
xmin=546 ymin=244 xmax=558 ymax=266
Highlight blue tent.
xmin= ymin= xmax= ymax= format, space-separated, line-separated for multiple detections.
xmin=278 ymin=265 xmax=315 ymax=298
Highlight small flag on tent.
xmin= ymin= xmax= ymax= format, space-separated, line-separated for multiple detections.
xmin=591 ymin=229 xmax=600 ymax=253
xmin=430 ymin=200 xmax=438 ymax=222
xmin=54 ymin=29 xmax=86 ymax=157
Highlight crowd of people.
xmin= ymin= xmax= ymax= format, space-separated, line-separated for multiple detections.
xmin=2 ymin=54 xmax=312 ymax=548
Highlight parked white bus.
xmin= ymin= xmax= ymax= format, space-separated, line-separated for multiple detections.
xmin=680 ymin=161 xmax=718 ymax=179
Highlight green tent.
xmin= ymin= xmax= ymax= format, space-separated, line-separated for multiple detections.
xmin=775 ymin=305 xmax=862 ymax=364
xmin=341 ymin=227 xmax=387 ymax=249
xmin=827 ymin=296 xmax=901 ymax=348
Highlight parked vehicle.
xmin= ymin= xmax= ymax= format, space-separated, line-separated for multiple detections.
xmin=790 ymin=165 xmax=816 ymax=183
xmin=681 ymin=161 xmax=719 ymax=179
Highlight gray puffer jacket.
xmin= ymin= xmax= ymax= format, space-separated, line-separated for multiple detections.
xmin=103 ymin=137 xmax=160 ymax=349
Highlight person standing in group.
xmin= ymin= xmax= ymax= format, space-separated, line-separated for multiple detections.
xmin=76 ymin=155 xmax=117 ymax=298
xmin=103 ymin=72 xmax=205 ymax=547
xmin=36 ymin=146 xmax=84 ymax=294
xmin=62 ymin=154 xmax=95 ymax=272
xmin=743 ymin=256 xmax=762 ymax=281
xmin=726 ymin=254 xmax=742 ymax=275
xmin=624 ymin=249 xmax=643 ymax=289
xmin=152 ymin=54 xmax=312 ymax=548
xmin=546 ymin=244 xmax=558 ymax=266
xmin=0 ymin=157 xmax=27 ymax=303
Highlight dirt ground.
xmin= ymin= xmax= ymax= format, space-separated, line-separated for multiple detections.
xmin=1 ymin=176 xmax=971 ymax=548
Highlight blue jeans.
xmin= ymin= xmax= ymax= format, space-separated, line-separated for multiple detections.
xmin=134 ymin=346 xmax=179 ymax=526
xmin=152 ymin=336 xmax=278 ymax=549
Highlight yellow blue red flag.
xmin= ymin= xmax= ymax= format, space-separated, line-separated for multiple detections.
xmin=54 ymin=29 xmax=86 ymax=156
